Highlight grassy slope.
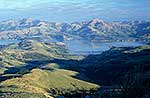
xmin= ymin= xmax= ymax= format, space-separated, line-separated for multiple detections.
xmin=0 ymin=40 xmax=99 ymax=98
xmin=0 ymin=68 xmax=99 ymax=97
xmin=0 ymin=40 xmax=66 ymax=74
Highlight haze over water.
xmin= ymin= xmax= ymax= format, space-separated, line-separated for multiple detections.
xmin=0 ymin=0 xmax=149 ymax=22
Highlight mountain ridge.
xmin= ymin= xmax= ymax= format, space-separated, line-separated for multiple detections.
xmin=0 ymin=18 xmax=149 ymax=44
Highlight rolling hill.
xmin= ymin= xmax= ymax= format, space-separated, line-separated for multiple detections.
xmin=0 ymin=39 xmax=99 ymax=98
xmin=0 ymin=18 xmax=150 ymax=98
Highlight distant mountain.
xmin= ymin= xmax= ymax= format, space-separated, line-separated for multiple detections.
xmin=0 ymin=18 xmax=150 ymax=43
xmin=71 ymin=19 xmax=135 ymax=41
xmin=0 ymin=18 xmax=150 ymax=98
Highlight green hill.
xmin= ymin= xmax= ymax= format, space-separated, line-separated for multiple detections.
xmin=0 ymin=40 xmax=99 ymax=98
xmin=0 ymin=68 xmax=99 ymax=98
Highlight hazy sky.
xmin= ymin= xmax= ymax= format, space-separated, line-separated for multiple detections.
xmin=0 ymin=0 xmax=149 ymax=22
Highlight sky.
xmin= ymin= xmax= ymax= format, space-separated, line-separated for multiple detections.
xmin=0 ymin=0 xmax=149 ymax=22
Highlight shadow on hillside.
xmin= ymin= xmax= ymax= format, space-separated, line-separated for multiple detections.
xmin=2 ymin=49 xmax=150 ymax=85
xmin=1 ymin=54 xmax=104 ymax=83
xmin=1 ymin=48 xmax=150 ymax=98
xmin=0 ymin=57 xmax=85 ymax=82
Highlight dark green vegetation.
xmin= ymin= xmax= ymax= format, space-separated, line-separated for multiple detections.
xmin=0 ymin=18 xmax=150 ymax=98
xmin=0 ymin=40 xmax=99 ymax=98
xmin=68 ymin=45 xmax=150 ymax=98
xmin=0 ymin=39 xmax=150 ymax=98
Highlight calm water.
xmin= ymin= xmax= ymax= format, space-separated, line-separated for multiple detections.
xmin=65 ymin=40 xmax=144 ymax=55
xmin=0 ymin=39 xmax=144 ymax=55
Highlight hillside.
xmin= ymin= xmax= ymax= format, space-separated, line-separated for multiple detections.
xmin=60 ymin=45 xmax=150 ymax=97
xmin=73 ymin=45 xmax=150 ymax=84
xmin=0 ymin=68 xmax=98 ymax=98
xmin=0 ymin=18 xmax=150 ymax=97
xmin=0 ymin=40 xmax=99 ymax=98
xmin=0 ymin=39 xmax=150 ymax=97
xmin=0 ymin=40 xmax=68 ymax=74
xmin=0 ymin=18 xmax=149 ymax=43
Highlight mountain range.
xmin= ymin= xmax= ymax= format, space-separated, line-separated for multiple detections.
xmin=0 ymin=18 xmax=150 ymax=43
xmin=0 ymin=18 xmax=150 ymax=98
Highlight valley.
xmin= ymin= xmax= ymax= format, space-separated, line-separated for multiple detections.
xmin=0 ymin=18 xmax=150 ymax=98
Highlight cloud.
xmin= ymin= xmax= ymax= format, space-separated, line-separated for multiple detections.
xmin=0 ymin=0 xmax=149 ymax=22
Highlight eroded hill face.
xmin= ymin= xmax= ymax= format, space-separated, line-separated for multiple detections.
xmin=0 ymin=18 xmax=150 ymax=43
